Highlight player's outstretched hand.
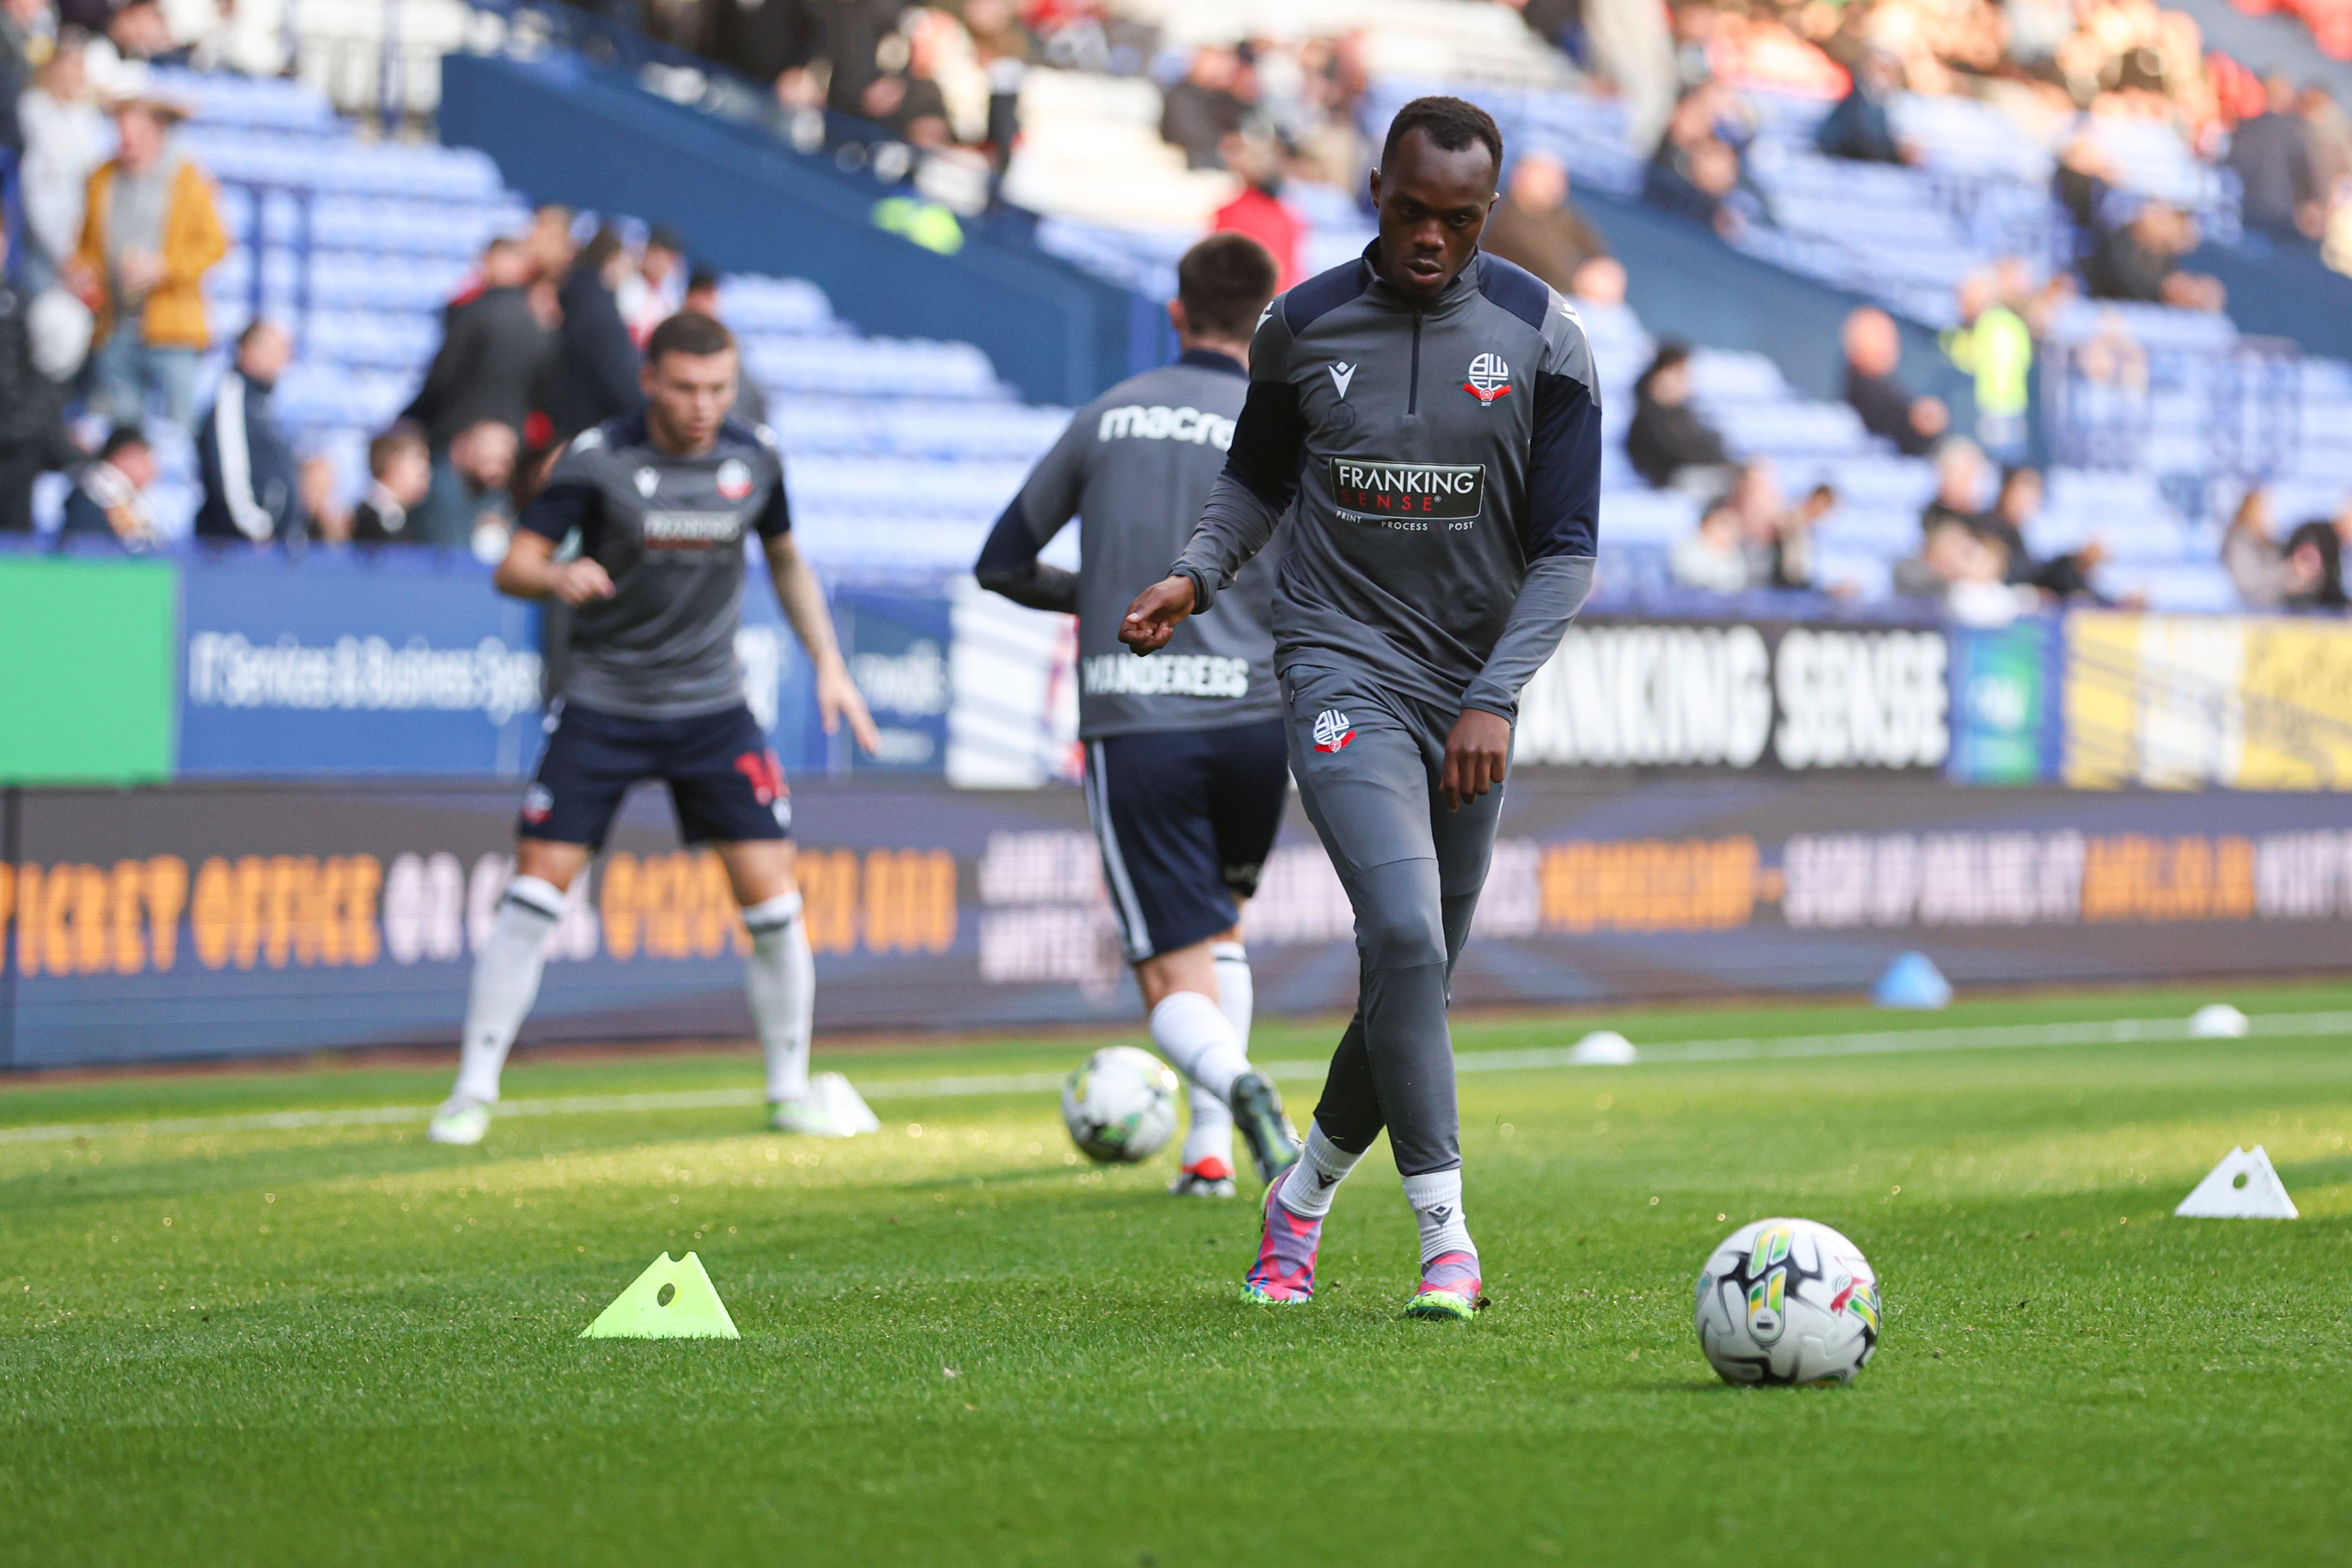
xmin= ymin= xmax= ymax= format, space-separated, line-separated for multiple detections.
xmin=817 ymin=661 xmax=883 ymax=755
xmin=1441 ymin=708 xmax=1512 ymax=811
xmin=553 ymin=558 xmax=616 ymax=605
xmin=1119 ymin=575 xmax=1196 ymax=655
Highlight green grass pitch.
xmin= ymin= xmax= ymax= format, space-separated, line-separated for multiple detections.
xmin=7 ymin=981 xmax=2352 ymax=1565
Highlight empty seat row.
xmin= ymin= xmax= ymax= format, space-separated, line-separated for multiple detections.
xmin=769 ymin=397 xmax=1068 ymax=460
xmin=216 ymin=187 xmax=524 ymax=258
xmin=783 ymin=457 xmax=1035 ymax=518
xmin=152 ymin=67 xmax=339 ymax=130
xmin=179 ymin=126 xmax=505 ymax=199
xmin=1708 ymin=400 xmax=1871 ymax=456
xmin=718 ymin=277 xmax=837 ymax=334
xmin=743 ymin=337 xmax=1002 ymax=398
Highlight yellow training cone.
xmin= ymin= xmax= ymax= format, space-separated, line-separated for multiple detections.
xmin=579 ymin=1252 xmax=740 ymax=1339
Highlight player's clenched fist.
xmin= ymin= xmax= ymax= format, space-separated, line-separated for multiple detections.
xmin=1440 ymin=707 xmax=1512 ymax=810
xmin=1118 ymin=574 xmax=1196 ymax=654
xmin=551 ymin=558 xmax=616 ymax=605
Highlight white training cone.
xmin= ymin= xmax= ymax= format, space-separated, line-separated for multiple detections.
xmin=1567 ymin=1030 xmax=1639 ymax=1065
xmin=2174 ymin=1146 xmax=2298 ymax=1219
xmin=2188 ymin=1004 xmax=2250 ymax=1039
xmin=813 ymin=1072 xmax=881 ymax=1135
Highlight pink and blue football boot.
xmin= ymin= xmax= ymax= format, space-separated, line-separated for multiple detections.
xmin=1240 ymin=1166 xmax=1321 ymax=1304
xmin=1401 ymin=1251 xmax=1484 ymax=1321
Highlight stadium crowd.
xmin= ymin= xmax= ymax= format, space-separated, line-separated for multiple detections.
xmin=0 ymin=0 xmax=733 ymax=552
xmin=5 ymin=0 xmax=2351 ymax=615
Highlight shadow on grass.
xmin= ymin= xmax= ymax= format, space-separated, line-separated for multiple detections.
xmin=2274 ymin=1155 xmax=2352 ymax=1189
xmin=1613 ymin=1377 xmax=1739 ymax=1394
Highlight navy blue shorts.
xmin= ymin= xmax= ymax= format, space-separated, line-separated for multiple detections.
xmin=1083 ymin=718 xmax=1289 ymax=964
xmin=519 ymin=700 xmax=791 ymax=849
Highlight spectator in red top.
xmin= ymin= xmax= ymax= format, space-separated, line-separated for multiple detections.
xmin=1211 ymin=130 xmax=1302 ymax=289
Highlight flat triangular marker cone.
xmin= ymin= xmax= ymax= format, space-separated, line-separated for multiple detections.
xmin=580 ymin=1251 xmax=741 ymax=1338
xmin=1873 ymin=952 xmax=1952 ymax=1010
xmin=2174 ymin=1146 xmax=2298 ymax=1219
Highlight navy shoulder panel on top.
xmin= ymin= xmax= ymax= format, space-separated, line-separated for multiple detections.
xmin=1281 ymin=253 xmax=1372 ymax=336
xmin=600 ymin=409 xmax=653 ymax=454
xmin=717 ymin=414 xmax=770 ymax=447
xmin=1473 ymin=251 xmax=1552 ymax=333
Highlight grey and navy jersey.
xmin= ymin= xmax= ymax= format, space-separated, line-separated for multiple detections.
xmin=1173 ymin=246 xmax=1601 ymax=723
xmin=976 ymin=348 xmax=1282 ymax=739
xmin=521 ymin=412 xmax=791 ymax=719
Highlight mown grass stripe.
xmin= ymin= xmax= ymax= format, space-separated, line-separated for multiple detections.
xmin=5 ymin=1009 xmax=2346 ymax=1148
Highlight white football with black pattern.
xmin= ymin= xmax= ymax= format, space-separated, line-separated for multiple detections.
xmin=1060 ymin=1046 xmax=1179 ymax=1164
xmin=1694 ymin=1218 xmax=1881 ymax=1385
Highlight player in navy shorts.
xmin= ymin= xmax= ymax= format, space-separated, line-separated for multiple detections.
xmin=428 ymin=311 xmax=879 ymax=1146
xmin=978 ymin=235 xmax=1300 ymax=1195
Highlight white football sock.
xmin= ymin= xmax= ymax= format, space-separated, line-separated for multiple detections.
xmin=1211 ymin=940 xmax=1253 ymax=1049
xmin=1178 ymin=940 xmax=1255 ymax=1169
xmin=744 ymin=892 xmax=814 ymax=1104
xmin=1180 ymin=1083 xmax=1235 ymax=1170
xmin=452 ymin=876 xmax=566 ymax=1104
xmin=1401 ymin=1168 xmax=1478 ymax=1269
xmin=1277 ymin=1123 xmax=1362 ymax=1220
xmin=1148 ymin=990 xmax=1252 ymax=1103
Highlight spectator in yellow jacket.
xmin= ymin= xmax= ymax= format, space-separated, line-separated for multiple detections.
xmin=63 ymin=90 xmax=228 ymax=432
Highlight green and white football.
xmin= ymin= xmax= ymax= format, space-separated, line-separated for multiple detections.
xmin=1060 ymin=1046 xmax=1180 ymax=1164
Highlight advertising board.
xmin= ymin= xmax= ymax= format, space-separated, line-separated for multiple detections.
xmin=10 ymin=771 xmax=2352 ymax=1068
xmin=1514 ymin=616 xmax=1952 ymax=772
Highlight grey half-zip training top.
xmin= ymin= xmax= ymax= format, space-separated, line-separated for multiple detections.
xmin=1171 ymin=244 xmax=1602 ymax=724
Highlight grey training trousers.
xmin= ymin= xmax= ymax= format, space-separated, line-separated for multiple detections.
xmin=1282 ymin=663 xmax=1504 ymax=1176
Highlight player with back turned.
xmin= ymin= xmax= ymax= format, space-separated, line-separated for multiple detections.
xmin=428 ymin=311 xmax=881 ymax=1147
xmin=976 ymin=233 xmax=1301 ymax=1195
xmin=1121 ymin=98 xmax=1603 ymax=1318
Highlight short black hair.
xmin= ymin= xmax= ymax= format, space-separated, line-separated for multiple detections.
xmin=646 ymin=311 xmax=736 ymax=363
xmin=686 ymin=266 xmax=722 ymax=296
xmin=1635 ymin=339 xmax=1691 ymax=398
xmin=99 ymin=424 xmax=148 ymax=461
xmin=574 ymin=226 xmax=626 ymax=278
xmin=647 ymin=223 xmax=687 ymax=255
xmin=1176 ymin=231 xmax=1281 ymax=343
xmin=1380 ymin=96 xmax=1503 ymax=176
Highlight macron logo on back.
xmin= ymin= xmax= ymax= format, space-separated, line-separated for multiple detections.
xmin=1329 ymin=362 xmax=1357 ymax=399
xmin=1097 ymin=404 xmax=1235 ymax=450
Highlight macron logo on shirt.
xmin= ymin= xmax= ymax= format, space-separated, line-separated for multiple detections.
xmin=1097 ymin=404 xmax=1236 ymax=451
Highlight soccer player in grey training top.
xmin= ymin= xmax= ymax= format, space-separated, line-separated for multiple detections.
xmin=1121 ymin=97 xmax=1602 ymax=1319
xmin=976 ymin=233 xmax=1302 ymax=1196
xmin=428 ymin=311 xmax=881 ymax=1148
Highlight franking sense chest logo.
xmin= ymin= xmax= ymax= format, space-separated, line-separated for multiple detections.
xmin=642 ymin=510 xmax=745 ymax=549
xmin=1329 ymin=459 xmax=1486 ymax=526
xmin=1463 ymin=352 xmax=1512 ymax=404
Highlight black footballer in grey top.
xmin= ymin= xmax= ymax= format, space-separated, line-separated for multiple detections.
xmin=519 ymin=411 xmax=792 ymax=719
xmin=975 ymin=348 xmax=1283 ymax=739
xmin=1172 ymin=245 xmax=1602 ymax=724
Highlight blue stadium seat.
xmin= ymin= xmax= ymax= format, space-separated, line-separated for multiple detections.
xmin=2096 ymin=563 xmax=2240 ymax=611
xmin=718 ymin=277 xmax=836 ymax=334
xmin=1599 ymin=489 xmax=1702 ymax=546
